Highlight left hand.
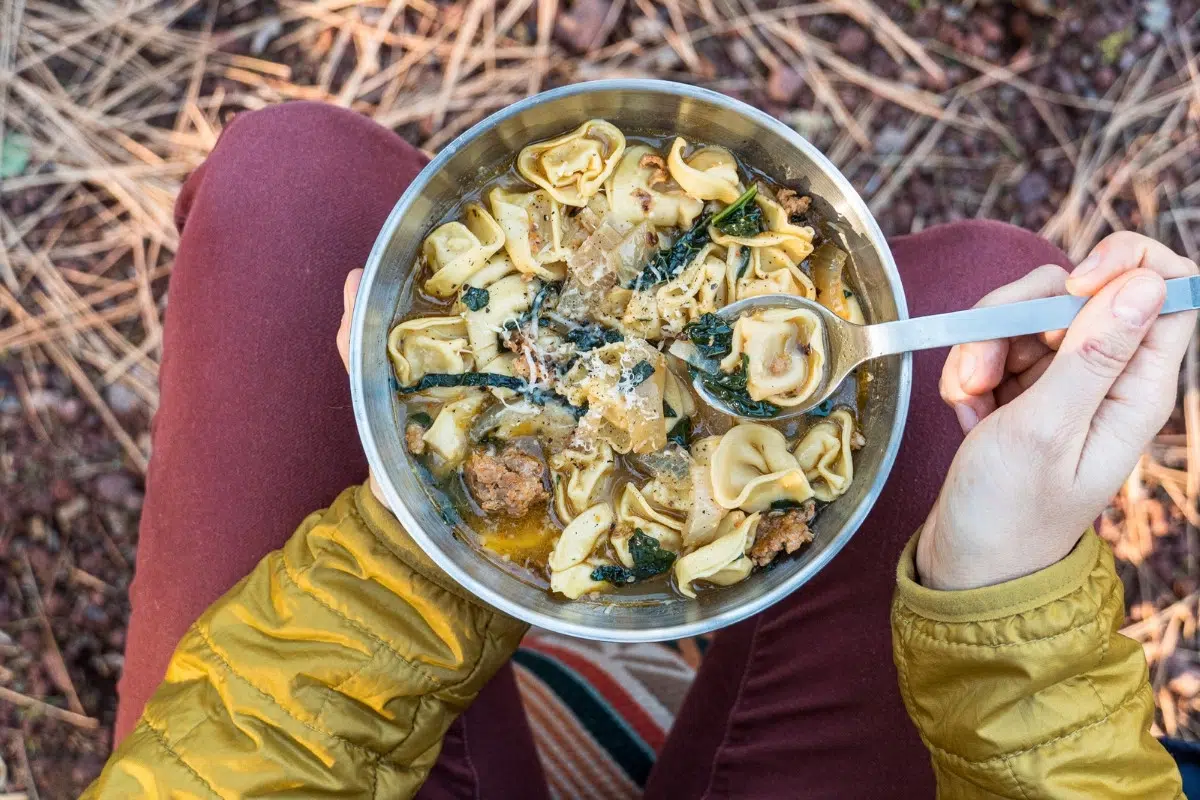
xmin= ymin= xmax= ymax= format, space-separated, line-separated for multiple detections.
xmin=336 ymin=268 xmax=390 ymax=508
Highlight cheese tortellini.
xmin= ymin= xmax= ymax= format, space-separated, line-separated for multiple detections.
xmin=794 ymin=409 xmax=861 ymax=502
xmin=720 ymin=307 xmax=827 ymax=408
xmin=674 ymin=510 xmax=760 ymax=598
xmin=387 ymin=316 xmax=471 ymax=386
xmin=667 ymin=137 xmax=741 ymax=204
xmin=710 ymin=423 xmax=814 ymax=513
xmin=518 ymin=120 xmax=626 ymax=206
xmin=423 ymin=203 xmax=506 ymax=297
xmin=608 ymin=145 xmax=705 ymax=228
xmin=390 ymin=118 xmax=870 ymax=605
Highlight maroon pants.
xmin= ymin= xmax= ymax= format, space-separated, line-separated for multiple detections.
xmin=116 ymin=102 xmax=1071 ymax=798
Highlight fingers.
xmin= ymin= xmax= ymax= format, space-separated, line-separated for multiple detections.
xmin=955 ymin=265 xmax=1069 ymax=395
xmin=336 ymin=269 xmax=364 ymax=373
xmin=1025 ymin=268 xmax=1166 ymax=438
xmin=940 ymin=347 xmax=997 ymax=432
xmin=939 ymin=265 xmax=1068 ymax=432
xmin=1067 ymin=231 xmax=1199 ymax=295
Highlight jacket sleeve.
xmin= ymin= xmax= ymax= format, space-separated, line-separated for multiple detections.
xmin=892 ymin=529 xmax=1182 ymax=799
xmin=83 ymin=483 xmax=527 ymax=798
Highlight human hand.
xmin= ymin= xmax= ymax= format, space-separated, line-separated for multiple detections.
xmin=919 ymin=232 xmax=1198 ymax=590
xmin=336 ymin=268 xmax=390 ymax=507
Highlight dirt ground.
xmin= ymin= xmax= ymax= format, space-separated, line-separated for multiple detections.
xmin=2 ymin=0 xmax=1199 ymax=796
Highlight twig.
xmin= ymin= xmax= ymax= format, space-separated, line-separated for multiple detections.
xmin=0 ymin=686 xmax=99 ymax=731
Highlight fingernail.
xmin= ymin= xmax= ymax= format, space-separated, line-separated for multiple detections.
xmin=954 ymin=403 xmax=979 ymax=433
xmin=958 ymin=352 xmax=976 ymax=386
xmin=1112 ymin=274 xmax=1164 ymax=326
xmin=1071 ymin=253 xmax=1100 ymax=279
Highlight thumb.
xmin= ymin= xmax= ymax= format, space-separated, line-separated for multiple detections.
xmin=1023 ymin=269 xmax=1165 ymax=433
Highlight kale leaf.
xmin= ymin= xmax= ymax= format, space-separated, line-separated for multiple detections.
xmin=566 ymin=323 xmax=624 ymax=351
xmin=714 ymin=202 xmax=764 ymax=238
xmin=629 ymin=186 xmax=760 ymax=292
xmin=690 ymin=354 xmax=781 ymax=419
xmin=663 ymin=400 xmax=677 ymax=419
xmin=397 ymin=371 xmax=586 ymax=416
xmin=619 ymin=359 xmax=656 ymax=392
xmin=629 ymin=211 xmax=713 ymax=291
xmin=408 ymin=411 xmax=433 ymax=428
xmin=666 ymin=416 xmax=692 ymax=447
xmin=461 ymin=285 xmax=489 ymax=311
xmin=684 ymin=312 xmax=734 ymax=359
xmin=735 ymin=247 xmax=752 ymax=280
xmin=589 ymin=529 xmax=678 ymax=584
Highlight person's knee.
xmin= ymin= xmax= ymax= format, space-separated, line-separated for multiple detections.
xmin=927 ymin=219 xmax=1071 ymax=273
xmin=176 ymin=101 xmax=425 ymax=232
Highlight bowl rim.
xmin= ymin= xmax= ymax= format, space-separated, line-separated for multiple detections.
xmin=350 ymin=78 xmax=913 ymax=641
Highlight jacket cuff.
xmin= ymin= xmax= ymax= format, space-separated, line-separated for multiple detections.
xmin=895 ymin=527 xmax=1100 ymax=623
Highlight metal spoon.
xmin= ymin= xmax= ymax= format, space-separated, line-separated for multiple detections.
xmin=683 ymin=276 xmax=1200 ymax=421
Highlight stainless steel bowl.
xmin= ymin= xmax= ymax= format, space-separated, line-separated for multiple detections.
xmin=350 ymin=79 xmax=911 ymax=642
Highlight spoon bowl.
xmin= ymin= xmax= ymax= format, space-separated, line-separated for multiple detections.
xmin=681 ymin=293 xmax=867 ymax=420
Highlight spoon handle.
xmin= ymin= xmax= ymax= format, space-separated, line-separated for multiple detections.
xmin=863 ymin=274 xmax=1200 ymax=358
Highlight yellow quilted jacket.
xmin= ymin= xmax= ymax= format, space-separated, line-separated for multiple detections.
xmin=85 ymin=484 xmax=1182 ymax=798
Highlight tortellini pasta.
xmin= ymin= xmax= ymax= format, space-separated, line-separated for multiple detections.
xmin=387 ymin=316 xmax=471 ymax=386
xmin=612 ymin=483 xmax=683 ymax=567
xmin=667 ymin=137 xmax=741 ymax=204
xmin=548 ymin=502 xmax=618 ymax=599
xmin=709 ymin=192 xmax=816 ymax=264
xmin=731 ymin=245 xmax=817 ymax=302
xmin=422 ymin=391 xmax=489 ymax=469
xmin=607 ymin=145 xmax=705 ymax=229
xmin=673 ymin=511 xmax=760 ymax=598
xmin=683 ymin=436 xmax=728 ymax=549
xmin=710 ymin=423 xmax=813 ymax=513
xmin=518 ymin=120 xmax=626 ymax=206
xmin=461 ymin=270 xmax=538 ymax=365
xmin=794 ymin=409 xmax=860 ymax=502
xmin=720 ymin=307 xmax=826 ymax=408
xmin=488 ymin=188 xmax=567 ymax=280
xmin=551 ymin=442 xmax=616 ymax=523
xmin=423 ymin=203 xmax=506 ymax=297
xmin=654 ymin=244 xmax=728 ymax=336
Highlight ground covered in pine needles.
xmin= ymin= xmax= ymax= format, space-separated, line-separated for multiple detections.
xmin=1 ymin=0 xmax=1198 ymax=795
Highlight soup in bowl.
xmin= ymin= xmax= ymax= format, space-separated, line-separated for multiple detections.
xmin=350 ymin=80 xmax=911 ymax=641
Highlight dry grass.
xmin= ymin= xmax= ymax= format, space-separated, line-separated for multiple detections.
xmin=2 ymin=0 xmax=1200 ymax=785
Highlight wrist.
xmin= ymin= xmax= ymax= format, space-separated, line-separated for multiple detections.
xmin=915 ymin=508 xmax=1079 ymax=591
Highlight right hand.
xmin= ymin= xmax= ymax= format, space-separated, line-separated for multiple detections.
xmin=917 ymin=232 xmax=1198 ymax=591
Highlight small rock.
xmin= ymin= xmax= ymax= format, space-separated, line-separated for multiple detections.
xmin=105 ymin=382 xmax=139 ymax=415
xmin=631 ymin=16 xmax=663 ymax=40
xmin=554 ymin=0 xmax=610 ymax=53
xmin=94 ymin=472 xmax=135 ymax=505
xmin=978 ymin=17 xmax=1004 ymax=44
xmin=728 ymin=38 xmax=754 ymax=69
xmin=1141 ymin=0 xmax=1172 ymax=34
xmin=835 ymin=26 xmax=870 ymax=57
xmin=123 ymin=490 xmax=145 ymax=513
xmin=874 ymin=125 xmax=909 ymax=155
xmin=766 ymin=66 xmax=805 ymax=103
xmin=1016 ymin=171 xmax=1050 ymax=207
xmin=53 ymin=396 xmax=83 ymax=424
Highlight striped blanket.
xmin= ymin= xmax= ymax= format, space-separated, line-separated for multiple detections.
xmin=513 ymin=632 xmax=708 ymax=799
